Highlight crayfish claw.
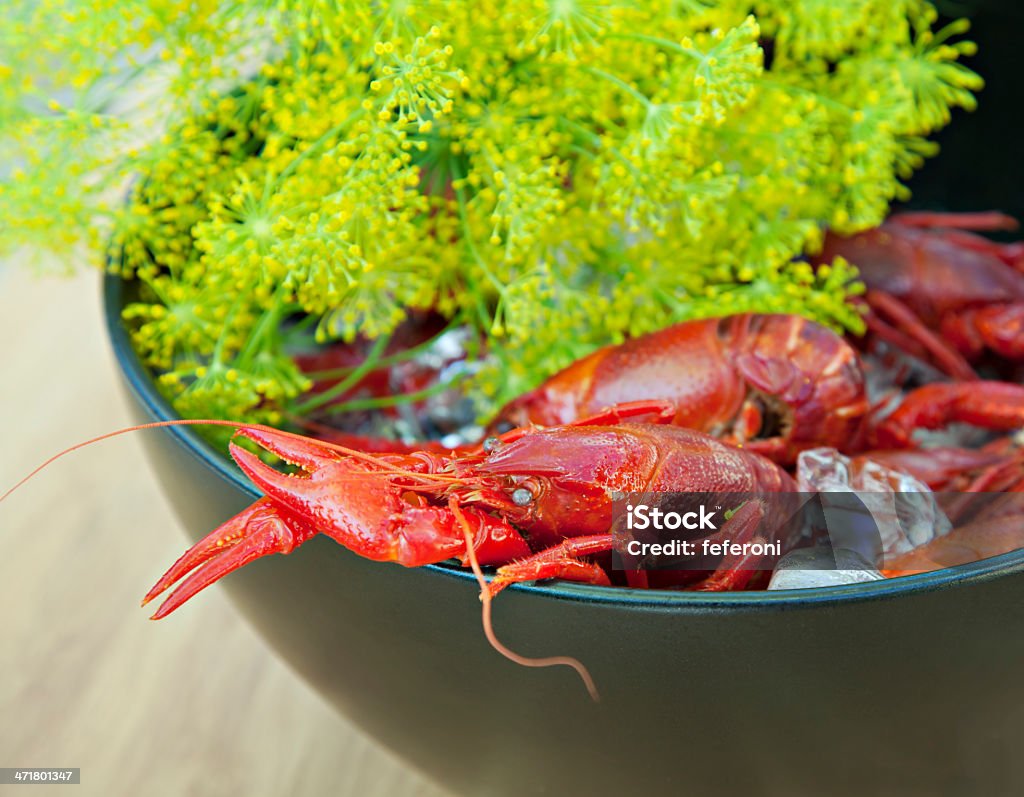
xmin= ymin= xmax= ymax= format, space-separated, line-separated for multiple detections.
xmin=233 ymin=426 xmax=339 ymax=473
xmin=143 ymin=497 xmax=317 ymax=619
xmin=228 ymin=441 xmax=330 ymax=507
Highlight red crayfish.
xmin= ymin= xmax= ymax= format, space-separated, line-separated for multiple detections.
xmin=119 ymin=404 xmax=803 ymax=699
xmin=492 ymin=313 xmax=869 ymax=466
xmin=818 ymin=211 xmax=1024 ymax=380
xmin=141 ymin=407 xmax=796 ymax=599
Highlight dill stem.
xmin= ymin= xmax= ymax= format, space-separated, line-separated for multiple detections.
xmin=275 ymin=109 xmax=366 ymax=186
xmin=290 ymin=332 xmax=392 ymax=416
xmin=581 ymin=66 xmax=651 ymax=107
xmin=605 ymin=32 xmax=702 ymax=60
xmin=449 ymin=164 xmax=506 ymax=296
xmin=236 ymin=284 xmax=288 ymax=367
xmin=304 ymin=318 xmax=461 ymax=380
xmin=319 ymin=375 xmax=464 ymax=415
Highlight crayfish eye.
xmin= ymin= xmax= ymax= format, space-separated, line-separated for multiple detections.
xmin=483 ymin=436 xmax=502 ymax=452
xmin=511 ymin=487 xmax=533 ymax=506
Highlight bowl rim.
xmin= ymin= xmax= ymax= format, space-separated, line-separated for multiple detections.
xmin=104 ymin=272 xmax=1024 ymax=611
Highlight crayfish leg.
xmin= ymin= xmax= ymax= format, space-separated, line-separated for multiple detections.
xmin=142 ymin=497 xmax=318 ymax=619
xmin=890 ymin=211 xmax=1018 ymax=232
xmin=494 ymin=400 xmax=678 ymax=446
xmin=569 ymin=400 xmax=678 ymax=427
xmin=945 ymin=305 xmax=1024 ymax=361
xmin=865 ymin=290 xmax=978 ymax=381
xmin=485 ymin=535 xmax=613 ymax=598
xmin=874 ymin=381 xmax=1024 ymax=448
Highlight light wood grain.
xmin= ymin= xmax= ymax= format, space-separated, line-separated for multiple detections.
xmin=0 ymin=266 xmax=448 ymax=797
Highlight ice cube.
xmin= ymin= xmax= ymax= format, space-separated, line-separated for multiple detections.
xmin=767 ymin=547 xmax=884 ymax=590
xmin=797 ymin=447 xmax=952 ymax=558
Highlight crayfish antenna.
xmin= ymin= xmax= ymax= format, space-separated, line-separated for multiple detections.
xmin=447 ymin=497 xmax=602 ymax=703
xmin=0 ymin=419 xmax=271 ymax=505
xmin=232 ymin=426 xmax=341 ymax=472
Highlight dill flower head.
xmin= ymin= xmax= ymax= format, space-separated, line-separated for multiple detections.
xmin=0 ymin=0 xmax=983 ymax=424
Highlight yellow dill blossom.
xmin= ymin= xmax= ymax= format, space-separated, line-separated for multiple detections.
xmin=1 ymin=0 xmax=983 ymax=422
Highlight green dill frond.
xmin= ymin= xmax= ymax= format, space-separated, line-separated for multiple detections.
xmin=690 ymin=15 xmax=764 ymax=123
xmin=0 ymin=0 xmax=983 ymax=427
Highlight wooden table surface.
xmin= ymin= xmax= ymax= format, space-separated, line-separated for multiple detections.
xmin=0 ymin=266 xmax=448 ymax=797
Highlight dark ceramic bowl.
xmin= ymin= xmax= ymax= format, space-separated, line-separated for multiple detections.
xmin=105 ymin=274 xmax=1024 ymax=797
xmin=104 ymin=5 xmax=1024 ymax=793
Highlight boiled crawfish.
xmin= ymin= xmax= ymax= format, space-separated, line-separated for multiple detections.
xmin=487 ymin=312 xmax=1024 ymax=479
xmin=494 ymin=313 xmax=869 ymax=466
xmin=318 ymin=313 xmax=875 ymax=466
xmin=142 ymin=404 xmax=797 ymax=621
xmin=127 ymin=406 xmax=799 ymax=698
xmin=817 ymin=211 xmax=1024 ymax=380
